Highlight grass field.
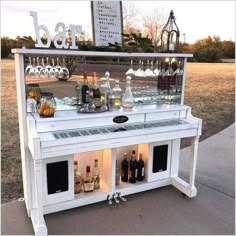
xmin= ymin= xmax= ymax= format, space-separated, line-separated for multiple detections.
xmin=1 ymin=59 xmax=235 ymax=203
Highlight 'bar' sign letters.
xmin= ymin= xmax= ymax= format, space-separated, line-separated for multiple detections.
xmin=30 ymin=11 xmax=82 ymax=49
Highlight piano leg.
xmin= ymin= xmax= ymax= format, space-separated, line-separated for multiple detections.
xmin=189 ymin=136 xmax=200 ymax=197
xmin=31 ymin=159 xmax=48 ymax=236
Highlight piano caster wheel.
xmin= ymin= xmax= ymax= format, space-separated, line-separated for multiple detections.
xmin=107 ymin=194 xmax=113 ymax=205
xmin=117 ymin=192 xmax=127 ymax=202
xmin=113 ymin=193 xmax=120 ymax=204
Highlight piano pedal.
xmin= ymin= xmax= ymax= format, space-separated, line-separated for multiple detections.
xmin=107 ymin=194 xmax=113 ymax=205
xmin=113 ymin=193 xmax=120 ymax=204
xmin=117 ymin=192 xmax=127 ymax=202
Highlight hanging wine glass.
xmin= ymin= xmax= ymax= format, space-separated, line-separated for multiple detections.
xmin=54 ymin=57 xmax=61 ymax=78
xmin=35 ymin=57 xmax=43 ymax=78
xmin=49 ymin=58 xmax=58 ymax=78
xmin=58 ymin=58 xmax=69 ymax=80
xmin=174 ymin=58 xmax=184 ymax=75
xmin=25 ymin=57 xmax=33 ymax=75
xmin=145 ymin=60 xmax=155 ymax=77
xmin=153 ymin=60 xmax=160 ymax=76
xmin=39 ymin=58 xmax=46 ymax=78
xmin=134 ymin=60 xmax=146 ymax=77
xmin=29 ymin=58 xmax=39 ymax=78
xmin=45 ymin=57 xmax=52 ymax=73
xmin=125 ymin=59 xmax=135 ymax=75
xmin=163 ymin=58 xmax=174 ymax=76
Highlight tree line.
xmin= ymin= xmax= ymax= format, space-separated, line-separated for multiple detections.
xmin=1 ymin=2 xmax=235 ymax=62
xmin=1 ymin=34 xmax=235 ymax=63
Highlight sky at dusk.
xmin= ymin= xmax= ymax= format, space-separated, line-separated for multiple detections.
xmin=1 ymin=0 xmax=235 ymax=44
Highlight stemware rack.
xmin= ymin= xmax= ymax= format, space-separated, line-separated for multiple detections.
xmin=12 ymin=48 xmax=201 ymax=236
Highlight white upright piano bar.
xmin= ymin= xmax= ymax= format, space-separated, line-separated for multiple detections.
xmin=12 ymin=49 xmax=201 ymax=236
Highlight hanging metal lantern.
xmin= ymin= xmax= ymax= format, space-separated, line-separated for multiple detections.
xmin=161 ymin=10 xmax=180 ymax=52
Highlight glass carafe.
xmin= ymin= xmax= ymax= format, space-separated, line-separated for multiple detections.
xmin=122 ymin=76 xmax=135 ymax=111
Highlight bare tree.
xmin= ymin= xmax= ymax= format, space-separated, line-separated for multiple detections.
xmin=122 ymin=1 xmax=141 ymax=34
xmin=142 ymin=8 xmax=167 ymax=48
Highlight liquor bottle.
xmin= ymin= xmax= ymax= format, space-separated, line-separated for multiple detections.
xmin=104 ymin=71 xmax=111 ymax=90
xmin=137 ymin=153 xmax=145 ymax=182
xmin=83 ymin=165 xmax=94 ymax=192
xmin=91 ymin=72 xmax=101 ymax=109
xmin=111 ymin=79 xmax=122 ymax=109
xmin=81 ymin=71 xmax=91 ymax=104
xmin=93 ymin=159 xmax=100 ymax=189
xmin=115 ymin=160 xmax=120 ymax=185
xmin=122 ymin=76 xmax=135 ymax=111
xmin=99 ymin=76 xmax=111 ymax=110
xmin=121 ymin=153 xmax=129 ymax=182
xmin=104 ymin=71 xmax=114 ymax=110
xmin=74 ymin=161 xmax=83 ymax=194
xmin=129 ymin=150 xmax=137 ymax=183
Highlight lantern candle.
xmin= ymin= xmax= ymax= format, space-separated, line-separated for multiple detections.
xmin=169 ymin=44 xmax=175 ymax=51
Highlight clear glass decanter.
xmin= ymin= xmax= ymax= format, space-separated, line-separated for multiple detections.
xmin=122 ymin=76 xmax=135 ymax=111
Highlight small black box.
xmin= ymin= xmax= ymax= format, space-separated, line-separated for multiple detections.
xmin=153 ymin=145 xmax=168 ymax=173
xmin=46 ymin=161 xmax=68 ymax=194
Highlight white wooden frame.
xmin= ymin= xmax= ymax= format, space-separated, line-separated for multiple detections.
xmin=12 ymin=49 xmax=201 ymax=236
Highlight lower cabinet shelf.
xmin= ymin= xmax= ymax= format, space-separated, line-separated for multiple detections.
xmin=42 ymin=140 xmax=180 ymax=214
xmin=74 ymin=180 xmax=110 ymax=200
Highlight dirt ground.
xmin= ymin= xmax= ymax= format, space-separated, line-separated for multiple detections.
xmin=1 ymin=59 xmax=235 ymax=203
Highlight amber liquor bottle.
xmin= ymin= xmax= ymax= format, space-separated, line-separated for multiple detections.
xmin=83 ymin=165 xmax=94 ymax=192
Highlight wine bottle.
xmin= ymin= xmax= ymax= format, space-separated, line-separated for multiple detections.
xmin=129 ymin=150 xmax=137 ymax=183
xmin=91 ymin=72 xmax=101 ymax=108
xmin=121 ymin=153 xmax=129 ymax=182
xmin=137 ymin=153 xmax=145 ymax=181
xmin=81 ymin=71 xmax=90 ymax=104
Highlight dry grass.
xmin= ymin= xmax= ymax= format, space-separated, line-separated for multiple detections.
xmin=184 ymin=63 xmax=235 ymax=140
xmin=1 ymin=59 xmax=235 ymax=203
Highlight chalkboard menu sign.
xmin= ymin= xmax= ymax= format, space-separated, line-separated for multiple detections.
xmin=91 ymin=1 xmax=123 ymax=46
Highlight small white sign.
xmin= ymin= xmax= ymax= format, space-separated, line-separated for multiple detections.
xmin=91 ymin=1 xmax=123 ymax=47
